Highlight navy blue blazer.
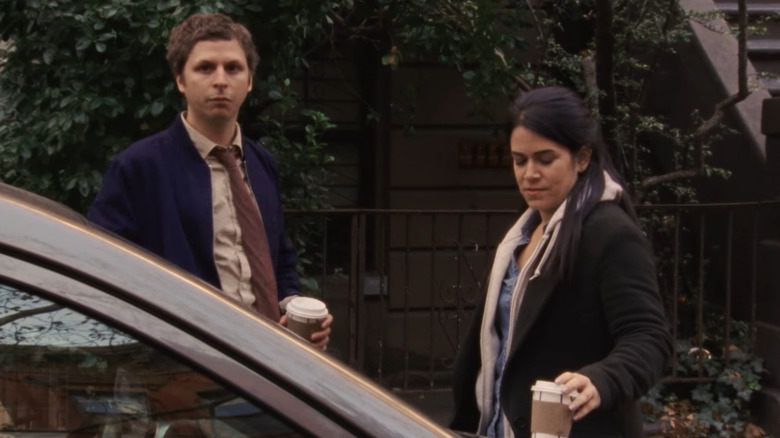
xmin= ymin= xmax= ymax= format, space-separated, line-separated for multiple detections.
xmin=88 ymin=116 xmax=299 ymax=300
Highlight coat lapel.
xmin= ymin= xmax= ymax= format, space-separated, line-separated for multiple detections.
xmin=163 ymin=118 xmax=218 ymax=283
xmin=166 ymin=119 xmax=213 ymax=231
xmin=507 ymin=274 xmax=557 ymax=359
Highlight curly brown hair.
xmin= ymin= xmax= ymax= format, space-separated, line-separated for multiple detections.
xmin=166 ymin=13 xmax=259 ymax=78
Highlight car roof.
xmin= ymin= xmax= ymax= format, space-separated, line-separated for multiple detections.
xmin=0 ymin=182 xmax=457 ymax=437
xmin=0 ymin=182 xmax=89 ymax=224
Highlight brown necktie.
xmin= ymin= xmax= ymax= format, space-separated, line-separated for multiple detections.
xmin=211 ymin=146 xmax=280 ymax=320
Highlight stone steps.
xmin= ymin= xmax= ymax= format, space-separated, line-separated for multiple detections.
xmin=715 ymin=1 xmax=780 ymax=94
xmin=715 ymin=1 xmax=780 ymax=14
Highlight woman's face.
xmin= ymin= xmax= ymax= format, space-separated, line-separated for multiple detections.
xmin=510 ymin=126 xmax=591 ymax=223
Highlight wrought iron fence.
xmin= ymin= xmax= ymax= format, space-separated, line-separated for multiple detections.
xmin=286 ymin=201 xmax=780 ymax=393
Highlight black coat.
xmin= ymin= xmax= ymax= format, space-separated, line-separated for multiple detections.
xmin=451 ymin=202 xmax=672 ymax=438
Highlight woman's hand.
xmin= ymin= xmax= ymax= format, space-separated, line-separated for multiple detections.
xmin=554 ymin=372 xmax=601 ymax=421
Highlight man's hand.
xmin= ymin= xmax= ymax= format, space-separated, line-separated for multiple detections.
xmin=310 ymin=314 xmax=333 ymax=350
xmin=554 ymin=372 xmax=601 ymax=421
xmin=279 ymin=313 xmax=333 ymax=351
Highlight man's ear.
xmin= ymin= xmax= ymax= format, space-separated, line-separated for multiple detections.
xmin=176 ymin=74 xmax=185 ymax=93
xmin=576 ymin=146 xmax=593 ymax=173
xmin=247 ymin=75 xmax=253 ymax=92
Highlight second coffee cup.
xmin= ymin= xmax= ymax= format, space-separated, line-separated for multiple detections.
xmin=285 ymin=296 xmax=328 ymax=342
xmin=530 ymin=380 xmax=576 ymax=438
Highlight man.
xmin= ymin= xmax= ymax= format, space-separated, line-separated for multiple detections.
xmin=88 ymin=13 xmax=331 ymax=348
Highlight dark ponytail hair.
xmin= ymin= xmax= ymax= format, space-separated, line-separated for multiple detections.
xmin=508 ymin=86 xmax=637 ymax=280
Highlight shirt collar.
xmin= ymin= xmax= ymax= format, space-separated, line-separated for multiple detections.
xmin=513 ymin=211 xmax=541 ymax=257
xmin=180 ymin=112 xmax=244 ymax=160
xmin=519 ymin=210 xmax=541 ymax=238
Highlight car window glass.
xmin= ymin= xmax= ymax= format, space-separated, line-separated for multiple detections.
xmin=0 ymin=283 xmax=306 ymax=438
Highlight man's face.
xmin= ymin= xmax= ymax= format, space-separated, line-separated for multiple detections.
xmin=176 ymin=39 xmax=252 ymax=130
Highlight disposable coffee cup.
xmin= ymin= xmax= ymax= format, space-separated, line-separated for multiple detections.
xmin=285 ymin=297 xmax=328 ymax=343
xmin=530 ymin=380 xmax=576 ymax=438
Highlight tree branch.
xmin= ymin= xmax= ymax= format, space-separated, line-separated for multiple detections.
xmin=641 ymin=169 xmax=703 ymax=189
xmin=0 ymin=304 xmax=62 ymax=327
xmin=525 ymin=0 xmax=546 ymax=46
xmin=636 ymin=0 xmax=750 ymax=201
xmin=692 ymin=91 xmax=746 ymax=140
xmin=635 ymin=168 xmax=704 ymax=203
xmin=737 ymin=0 xmax=749 ymax=98
xmin=511 ymin=75 xmax=532 ymax=92
xmin=595 ymin=0 xmax=626 ymax=174
xmin=691 ymin=0 xmax=750 ymax=167
xmin=582 ymin=53 xmax=598 ymax=111
xmin=528 ymin=0 xmax=550 ymax=87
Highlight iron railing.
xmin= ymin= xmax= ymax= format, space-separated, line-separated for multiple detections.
xmin=286 ymin=201 xmax=780 ymax=392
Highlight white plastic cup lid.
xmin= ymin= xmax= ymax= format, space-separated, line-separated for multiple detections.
xmin=286 ymin=297 xmax=328 ymax=319
xmin=531 ymin=380 xmax=567 ymax=395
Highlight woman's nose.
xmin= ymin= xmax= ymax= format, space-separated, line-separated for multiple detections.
xmin=524 ymin=161 xmax=540 ymax=179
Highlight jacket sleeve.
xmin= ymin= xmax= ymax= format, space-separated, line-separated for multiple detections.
xmin=450 ymin=295 xmax=486 ymax=434
xmin=274 ymin=226 xmax=300 ymax=300
xmin=578 ymin=220 xmax=672 ymax=411
xmin=87 ymin=158 xmax=140 ymax=245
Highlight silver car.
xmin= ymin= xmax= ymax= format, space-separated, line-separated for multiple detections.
xmin=0 ymin=183 xmax=465 ymax=438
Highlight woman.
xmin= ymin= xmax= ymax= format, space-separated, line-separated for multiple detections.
xmin=450 ymin=86 xmax=671 ymax=438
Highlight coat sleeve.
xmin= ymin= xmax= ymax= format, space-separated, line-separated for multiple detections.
xmin=274 ymin=226 xmax=300 ymax=299
xmin=87 ymin=158 xmax=140 ymax=245
xmin=578 ymin=219 xmax=672 ymax=411
xmin=450 ymin=296 xmax=486 ymax=434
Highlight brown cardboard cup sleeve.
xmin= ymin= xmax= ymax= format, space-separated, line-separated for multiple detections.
xmin=531 ymin=400 xmax=574 ymax=436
